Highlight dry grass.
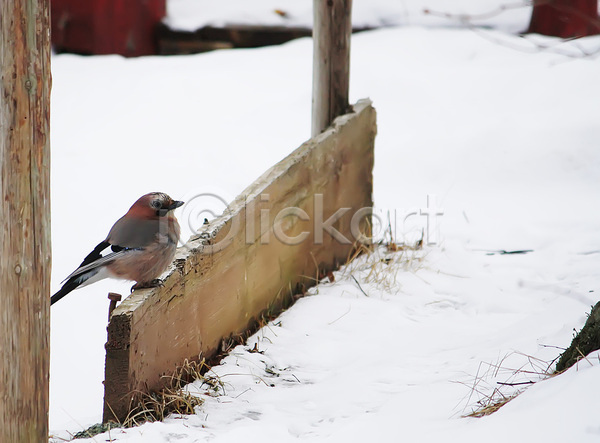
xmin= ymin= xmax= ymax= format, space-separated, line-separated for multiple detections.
xmin=70 ymin=360 xmax=216 ymax=439
xmin=458 ymin=351 xmax=557 ymax=418
xmin=119 ymin=358 xmax=215 ymax=428
xmin=338 ymin=231 xmax=426 ymax=294
xmin=464 ymin=393 xmax=519 ymax=418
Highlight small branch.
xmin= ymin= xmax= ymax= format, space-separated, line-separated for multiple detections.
xmin=496 ymin=381 xmax=535 ymax=386
xmin=424 ymin=2 xmax=529 ymax=23
xmin=539 ymin=344 xmax=566 ymax=351
xmin=425 ymin=2 xmax=600 ymax=59
xmin=575 ymin=346 xmax=595 ymax=368
xmin=486 ymin=249 xmax=533 ymax=256
xmin=351 ymin=275 xmax=369 ymax=297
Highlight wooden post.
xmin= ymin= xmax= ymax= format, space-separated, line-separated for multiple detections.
xmin=0 ymin=0 xmax=52 ymax=441
xmin=311 ymin=0 xmax=353 ymax=136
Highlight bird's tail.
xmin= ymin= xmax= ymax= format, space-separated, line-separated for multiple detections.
xmin=50 ymin=278 xmax=82 ymax=306
xmin=51 ymin=268 xmax=104 ymax=305
xmin=51 ymin=278 xmax=82 ymax=305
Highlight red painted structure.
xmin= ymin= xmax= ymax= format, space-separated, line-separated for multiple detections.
xmin=528 ymin=0 xmax=600 ymax=38
xmin=51 ymin=0 xmax=166 ymax=56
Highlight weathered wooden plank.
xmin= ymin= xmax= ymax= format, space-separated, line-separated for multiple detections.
xmin=312 ymin=0 xmax=353 ymax=136
xmin=103 ymin=99 xmax=376 ymax=423
xmin=0 ymin=0 xmax=52 ymax=440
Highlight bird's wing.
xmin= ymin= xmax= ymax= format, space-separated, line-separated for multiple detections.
xmin=61 ymin=244 xmax=139 ymax=283
xmin=79 ymin=241 xmax=111 ymax=268
xmin=57 ymin=216 xmax=161 ymax=289
xmin=107 ymin=216 xmax=160 ymax=248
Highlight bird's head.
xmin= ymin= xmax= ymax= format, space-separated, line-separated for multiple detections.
xmin=130 ymin=192 xmax=184 ymax=218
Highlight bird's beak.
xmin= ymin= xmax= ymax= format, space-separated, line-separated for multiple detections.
xmin=169 ymin=200 xmax=184 ymax=210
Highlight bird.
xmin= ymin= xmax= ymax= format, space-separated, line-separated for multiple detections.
xmin=51 ymin=192 xmax=184 ymax=305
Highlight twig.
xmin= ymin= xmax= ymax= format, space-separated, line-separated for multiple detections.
xmin=351 ymin=275 xmax=369 ymax=297
xmin=424 ymin=2 xmax=528 ymax=23
xmin=328 ymin=304 xmax=352 ymax=325
xmin=425 ymin=3 xmax=600 ymax=59
xmin=496 ymin=381 xmax=535 ymax=386
xmin=539 ymin=343 xmax=566 ymax=351
xmin=575 ymin=346 xmax=594 ymax=368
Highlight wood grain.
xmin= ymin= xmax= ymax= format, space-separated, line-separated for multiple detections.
xmin=312 ymin=0 xmax=353 ymax=136
xmin=0 ymin=0 xmax=52 ymax=440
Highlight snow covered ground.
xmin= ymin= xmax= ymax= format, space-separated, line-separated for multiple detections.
xmin=165 ymin=0 xmax=532 ymax=33
xmin=49 ymin=1 xmax=600 ymax=441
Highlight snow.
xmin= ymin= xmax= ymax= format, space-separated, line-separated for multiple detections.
xmin=48 ymin=1 xmax=600 ymax=441
xmin=165 ymin=0 xmax=532 ymax=33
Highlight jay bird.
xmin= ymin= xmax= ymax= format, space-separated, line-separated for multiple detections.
xmin=51 ymin=192 xmax=184 ymax=305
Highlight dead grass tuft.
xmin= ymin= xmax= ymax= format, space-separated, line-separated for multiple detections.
xmin=458 ymin=351 xmax=557 ymax=418
xmin=107 ymin=358 xmax=210 ymax=429
xmin=464 ymin=393 xmax=519 ymax=418
xmin=339 ymin=230 xmax=425 ymax=294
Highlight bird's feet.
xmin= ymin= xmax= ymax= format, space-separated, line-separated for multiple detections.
xmin=131 ymin=279 xmax=164 ymax=292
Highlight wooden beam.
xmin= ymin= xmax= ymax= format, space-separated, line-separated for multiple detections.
xmin=312 ymin=0 xmax=353 ymax=136
xmin=103 ymin=99 xmax=376 ymax=423
xmin=0 ymin=0 xmax=52 ymax=440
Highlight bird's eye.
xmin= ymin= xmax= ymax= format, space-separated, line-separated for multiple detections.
xmin=150 ymin=200 xmax=162 ymax=209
